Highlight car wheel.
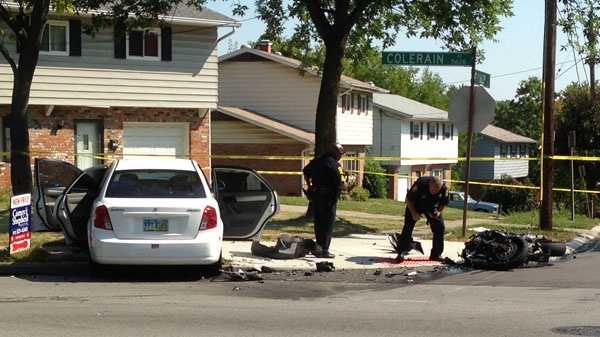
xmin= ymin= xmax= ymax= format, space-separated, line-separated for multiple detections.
xmin=204 ymin=253 xmax=223 ymax=277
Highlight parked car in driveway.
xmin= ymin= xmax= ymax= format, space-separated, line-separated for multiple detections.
xmin=34 ymin=159 xmax=279 ymax=270
xmin=447 ymin=191 xmax=500 ymax=214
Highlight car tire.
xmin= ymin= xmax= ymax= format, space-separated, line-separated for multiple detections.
xmin=88 ymin=254 xmax=110 ymax=277
xmin=204 ymin=253 xmax=222 ymax=277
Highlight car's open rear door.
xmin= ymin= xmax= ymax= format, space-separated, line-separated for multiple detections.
xmin=55 ymin=166 xmax=107 ymax=245
xmin=212 ymin=167 xmax=279 ymax=240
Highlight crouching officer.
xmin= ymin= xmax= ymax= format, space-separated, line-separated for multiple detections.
xmin=302 ymin=143 xmax=345 ymax=258
xmin=396 ymin=176 xmax=449 ymax=261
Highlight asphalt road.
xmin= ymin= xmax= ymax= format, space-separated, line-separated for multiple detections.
xmin=1 ymin=252 xmax=600 ymax=337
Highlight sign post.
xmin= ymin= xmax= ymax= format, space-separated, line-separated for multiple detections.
xmin=474 ymin=70 xmax=491 ymax=88
xmin=461 ymin=48 xmax=478 ymax=237
xmin=9 ymin=194 xmax=32 ymax=255
xmin=383 ymin=48 xmax=487 ymax=237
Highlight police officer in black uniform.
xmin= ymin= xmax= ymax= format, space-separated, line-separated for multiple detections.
xmin=302 ymin=143 xmax=345 ymax=259
xmin=396 ymin=176 xmax=449 ymax=261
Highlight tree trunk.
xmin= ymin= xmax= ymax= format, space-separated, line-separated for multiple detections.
xmin=6 ymin=1 xmax=48 ymax=196
xmin=590 ymin=60 xmax=596 ymax=99
xmin=314 ymin=40 xmax=346 ymax=157
xmin=9 ymin=62 xmax=36 ymax=196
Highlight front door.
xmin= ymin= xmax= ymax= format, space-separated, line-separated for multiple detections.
xmin=76 ymin=122 xmax=101 ymax=170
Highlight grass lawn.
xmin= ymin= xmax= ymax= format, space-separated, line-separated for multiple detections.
xmin=443 ymin=225 xmax=579 ymax=242
xmin=262 ymin=211 xmax=405 ymax=241
xmin=279 ymin=196 xmax=495 ymax=221
xmin=500 ymin=209 xmax=599 ymax=230
xmin=265 ymin=211 xmax=579 ymax=243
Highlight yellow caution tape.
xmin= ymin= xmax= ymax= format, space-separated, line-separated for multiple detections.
xmin=5 ymin=151 xmax=600 ymax=162
xmin=549 ymin=155 xmax=600 ymax=161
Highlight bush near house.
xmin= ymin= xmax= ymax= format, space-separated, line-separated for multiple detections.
xmin=480 ymin=175 xmax=536 ymax=213
xmin=363 ymin=160 xmax=388 ymax=198
xmin=350 ymin=186 xmax=370 ymax=202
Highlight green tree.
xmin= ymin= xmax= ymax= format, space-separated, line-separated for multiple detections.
xmin=0 ymin=1 xmax=243 ymax=195
xmin=559 ymin=0 xmax=600 ymax=98
xmin=493 ymin=77 xmax=543 ymax=140
xmin=556 ymin=83 xmax=600 ymax=190
xmin=254 ymin=0 xmax=513 ymax=157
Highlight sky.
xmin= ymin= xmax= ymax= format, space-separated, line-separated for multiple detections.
xmin=208 ymin=0 xmax=597 ymax=101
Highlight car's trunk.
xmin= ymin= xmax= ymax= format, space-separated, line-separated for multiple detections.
xmin=103 ymin=199 xmax=206 ymax=240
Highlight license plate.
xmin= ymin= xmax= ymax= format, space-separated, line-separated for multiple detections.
xmin=143 ymin=219 xmax=169 ymax=232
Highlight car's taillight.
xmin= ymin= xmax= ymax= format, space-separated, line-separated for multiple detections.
xmin=94 ymin=205 xmax=113 ymax=230
xmin=199 ymin=206 xmax=218 ymax=230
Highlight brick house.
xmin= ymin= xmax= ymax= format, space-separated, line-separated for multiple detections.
xmin=215 ymin=42 xmax=388 ymax=196
xmin=0 ymin=5 xmax=237 ymax=190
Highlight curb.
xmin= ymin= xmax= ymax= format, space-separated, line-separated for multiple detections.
xmin=565 ymin=225 xmax=600 ymax=255
xmin=0 ymin=262 xmax=90 ymax=276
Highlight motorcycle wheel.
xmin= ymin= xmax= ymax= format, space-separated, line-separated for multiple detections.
xmin=471 ymin=236 xmax=529 ymax=270
xmin=540 ymin=242 xmax=567 ymax=257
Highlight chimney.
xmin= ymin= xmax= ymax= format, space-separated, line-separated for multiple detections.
xmin=256 ymin=40 xmax=272 ymax=54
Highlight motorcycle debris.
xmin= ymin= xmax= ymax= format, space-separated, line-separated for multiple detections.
xmin=316 ymin=261 xmax=335 ymax=272
xmin=261 ymin=266 xmax=275 ymax=273
xmin=232 ymin=286 xmax=241 ymax=291
xmin=406 ymin=271 xmax=418 ymax=277
xmin=304 ymin=271 xmax=314 ymax=277
xmin=373 ymin=269 xmax=382 ymax=276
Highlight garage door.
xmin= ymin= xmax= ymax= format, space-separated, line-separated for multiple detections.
xmin=397 ymin=177 xmax=408 ymax=202
xmin=123 ymin=122 xmax=189 ymax=159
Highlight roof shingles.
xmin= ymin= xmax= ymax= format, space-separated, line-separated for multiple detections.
xmin=480 ymin=125 xmax=537 ymax=144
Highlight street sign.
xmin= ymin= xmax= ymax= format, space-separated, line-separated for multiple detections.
xmin=382 ymin=51 xmax=474 ymax=66
xmin=448 ymin=86 xmax=496 ymax=133
xmin=9 ymin=194 xmax=32 ymax=255
xmin=474 ymin=70 xmax=491 ymax=88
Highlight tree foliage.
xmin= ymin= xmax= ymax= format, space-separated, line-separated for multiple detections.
xmin=493 ymin=77 xmax=543 ymax=141
xmin=252 ymin=0 xmax=514 ymax=156
xmin=559 ymin=0 xmax=600 ymax=96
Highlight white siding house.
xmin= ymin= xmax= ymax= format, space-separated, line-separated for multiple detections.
xmin=216 ymin=43 xmax=388 ymax=195
xmin=219 ymin=44 xmax=387 ymax=146
xmin=373 ymin=93 xmax=458 ymax=201
xmin=470 ymin=125 xmax=537 ymax=180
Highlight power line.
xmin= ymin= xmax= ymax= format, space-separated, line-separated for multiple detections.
xmin=447 ymin=59 xmax=577 ymax=85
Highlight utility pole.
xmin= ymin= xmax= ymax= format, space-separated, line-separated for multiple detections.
xmin=540 ymin=0 xmax=557 ymax=230
xmin=569 ymin=131 xmax=576 ymax=221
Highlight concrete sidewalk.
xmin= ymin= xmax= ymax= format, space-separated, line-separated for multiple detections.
xmin=224 ymin=234 xmax=465 ymax=271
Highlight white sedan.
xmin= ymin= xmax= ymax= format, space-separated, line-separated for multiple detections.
xmin=34 ymin=158 xmax=279 ymax=271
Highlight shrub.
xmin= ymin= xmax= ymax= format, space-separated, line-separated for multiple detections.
xmin=363 ymin=160 xmax=388 ymax=198
xmin=350 ymin=186 xmax=370 ymax=202
xmin=480 ymin=175 xmax=535 ymax=213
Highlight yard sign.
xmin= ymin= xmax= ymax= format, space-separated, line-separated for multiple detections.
xmin=9 ymin=194 xmax=32 ymax=255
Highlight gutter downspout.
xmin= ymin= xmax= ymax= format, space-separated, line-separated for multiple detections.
xmin=217 ymin=26 xmax=237 ymax=43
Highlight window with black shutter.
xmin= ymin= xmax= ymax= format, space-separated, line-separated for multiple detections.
xmin=126 ymin=28 xmax=161 ymax=60
xmin=40 ymin=20 xmax=69 ymax=55
xmin=69 ymin=19 xmax=81 ymax=56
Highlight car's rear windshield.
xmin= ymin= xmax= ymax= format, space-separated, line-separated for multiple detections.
xmin=105 ymin=170 xmax=206 ymax=198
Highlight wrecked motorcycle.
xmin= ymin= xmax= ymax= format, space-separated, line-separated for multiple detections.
xmin=461 ymin=230 xmax=566 ymax=270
